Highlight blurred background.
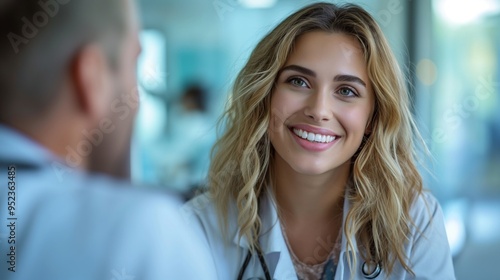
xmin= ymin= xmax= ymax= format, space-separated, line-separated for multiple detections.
xmin=131 ymin=0 xmax=500 ymax=278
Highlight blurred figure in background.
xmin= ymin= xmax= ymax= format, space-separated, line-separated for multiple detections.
xmin=0 ymin=0 xmax=216 ymax=279
xmin=159 ymin=83 xmax=215 ymax=196
xmin=182 ymin=84 xmax=208 ymax=113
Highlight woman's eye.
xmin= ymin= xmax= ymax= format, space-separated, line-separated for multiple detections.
xmin=337 ymin=87 xmax=357 ymax=97
xmin=288 ymin=77 xmax=308 ymax=88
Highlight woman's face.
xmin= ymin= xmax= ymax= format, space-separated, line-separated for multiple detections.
xmin=269 ymin=31 xmax=375 ymax=176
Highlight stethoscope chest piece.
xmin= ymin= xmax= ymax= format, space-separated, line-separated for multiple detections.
xmin=361 ymin=261 xmax=381 ymax=279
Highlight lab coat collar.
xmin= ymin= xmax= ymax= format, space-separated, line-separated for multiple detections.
xmin=230 ymin=187 xmax=284 ymax=251
xmin=337 ymin=184 xmax=356 ymax=279
xmin=229 ymin=184 xmax=358 ymax=250
xmin=0 ymin=124 xmax=61 ymax=167
xmin=231 ymin=187 xmax=296 ymax=278
xmin=230 ymin=185 xmax=357 ymax=253
xmin=340 ymin=185 xmax=357 ymax=254
xmin=230 ymin=185 xmax=358 ymax=279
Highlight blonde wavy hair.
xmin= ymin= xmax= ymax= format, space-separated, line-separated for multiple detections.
xmin=209 ymin=2 xmax=424 ymax=277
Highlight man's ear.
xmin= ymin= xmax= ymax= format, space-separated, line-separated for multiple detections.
xmin=70 ymin=44 xmax=112 ymax=122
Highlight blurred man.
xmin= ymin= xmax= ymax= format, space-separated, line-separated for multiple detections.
xmin=0 ymin=0 xmax=216 ymax=279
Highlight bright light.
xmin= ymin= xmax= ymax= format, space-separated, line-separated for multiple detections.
xmin=135 ymin=30 xmax=168 ymax=143
xmin=443 ymin=200 xmax=467 ymax=257
xmin=137 ymin=30 xmax=167 ymax=93
xmin=445 ymin=216 xmax=466 ymax=256
xmin=238 ymin=0 xmax=277 ymax=9
xmin=434 ymin=0 xmax=500 ymax=25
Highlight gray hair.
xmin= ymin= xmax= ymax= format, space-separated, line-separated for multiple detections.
xmin=0 ymin=0 xmax=128 ymax=120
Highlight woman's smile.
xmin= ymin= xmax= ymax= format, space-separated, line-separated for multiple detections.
xmin=288 ymin=124 xmax=341 ymax=152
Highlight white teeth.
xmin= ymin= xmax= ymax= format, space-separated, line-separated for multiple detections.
xmin=292 ymin=128 xmax=337 ymax=143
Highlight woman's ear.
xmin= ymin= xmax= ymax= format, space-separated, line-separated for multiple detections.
xmin=70 ymin=43 xmax=112 ymax=122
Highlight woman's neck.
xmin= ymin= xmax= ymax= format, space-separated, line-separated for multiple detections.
xmin=272 ymin=154 xmax=350 ymax=265
xmin=273 ymin=154 xmax=350 ymax=224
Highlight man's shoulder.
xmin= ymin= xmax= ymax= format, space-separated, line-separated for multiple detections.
xmin=81 ymin=173 xmax=182 ymax=209
xmin=2 ymin=171 xmax=193 ymax=280
xmin=17 ymin=169 xmax=184 ymax=235
xmin=77 ymin=173 xmax=184 ymax=227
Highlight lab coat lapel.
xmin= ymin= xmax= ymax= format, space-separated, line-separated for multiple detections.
xmin=335 ymin=188 xmax=353 ymax=280
xmin=336 ymin=185 xmax=386 ymax=280
xmin=258 ymin=190 xmax=297 ymax=279
xmin=227 ymin=182 xmax=388 ymax=280
xmin=231 ymin=189 xmax=298 ymax=279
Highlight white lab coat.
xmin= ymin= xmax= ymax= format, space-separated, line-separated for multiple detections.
xmin=0 ymin=125 xmax=217 ymax=280
xmin=182 ymin=187 xmax=456 ymax=280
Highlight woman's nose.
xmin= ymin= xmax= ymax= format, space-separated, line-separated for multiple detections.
xmin=304 ymin=89 xmax=333 ymax=122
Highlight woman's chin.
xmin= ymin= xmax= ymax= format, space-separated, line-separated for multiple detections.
xmin=289 ymin=163 xmax=335 ymax=177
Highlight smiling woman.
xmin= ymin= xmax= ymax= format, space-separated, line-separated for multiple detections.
xmin=182 ymin=2 xmax=456 ymax=280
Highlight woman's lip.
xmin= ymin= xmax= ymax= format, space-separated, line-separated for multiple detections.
xmin=289 ymin=124 xmax=338 ymax=137
xmin=289 ymin=128 xmax=339 ymax=152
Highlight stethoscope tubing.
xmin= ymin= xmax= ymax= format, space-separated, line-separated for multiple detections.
xmin=237 ymin=248 xmax=272 ymax=280
xmin=237 ymin=248 xmax=382 ymax=280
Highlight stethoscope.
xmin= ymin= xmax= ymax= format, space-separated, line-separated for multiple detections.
xmin=237 ymin=248 xmax=272 ymax=280
xmin=361 ymin=261 xmax=382 ymax=279
xmin=236 ymin=247 xmax=382 ymax=280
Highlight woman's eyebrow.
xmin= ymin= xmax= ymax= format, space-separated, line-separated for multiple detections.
xmin=279 ymin=64 xmax=367 ymax=88
xmin=279 ymin=65 xmax=316 ymax=77
xmin=334 ymin=75 xmax=367 ymax=88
